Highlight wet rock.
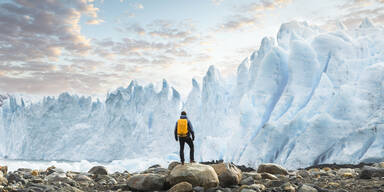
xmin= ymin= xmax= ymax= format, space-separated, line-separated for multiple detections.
xmin=88 ymin=165 xmax=108 ymax=175
xmin=127 ymin=173 xmax=166 ymax=191
xmin=298 ymin=184 xmax=318 ymax=192
xmin=168 ymin=181 xmax=193 ymax=192
xmin=169 ymin=163 xmax=219 ymax=188
xmin=210 ymin=163 xmax=242 ymax=187
xmin=257 ymin=163 xmax=288 ymax=175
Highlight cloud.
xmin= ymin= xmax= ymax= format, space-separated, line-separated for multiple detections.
xmin=218 ymin=15 xmax=258 ymax=31
xmin=217 ymin=0 xmax=291 ymax=31
xmin=0 ymin=0 xmax=103 ymax=63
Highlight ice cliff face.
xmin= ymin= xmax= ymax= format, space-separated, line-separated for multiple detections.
xmin=1 ymin=20 xmax=384 ymax=169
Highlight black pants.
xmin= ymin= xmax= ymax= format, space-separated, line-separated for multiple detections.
xmin=179 ymin=136 xmax=194 ymax=163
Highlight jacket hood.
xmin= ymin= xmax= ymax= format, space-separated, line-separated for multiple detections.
xmin=180 ymin=115 xmax=187 ymax=119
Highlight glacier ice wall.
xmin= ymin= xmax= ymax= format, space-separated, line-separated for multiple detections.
xmin=1 ymin=19 xmax=384 ymax=169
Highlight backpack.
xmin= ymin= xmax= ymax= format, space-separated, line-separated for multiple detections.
xmin=177 ymin=119 xmax=188 ymax=137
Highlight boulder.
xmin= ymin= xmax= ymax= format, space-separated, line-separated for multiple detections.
xmin=168 ymin=181 xmax=193 ymax=192
xmin=127 ymin=173 xmax=166 ymax=191
xmin=169 ymin=163 xmax=219 ymax=188
xmin=73 ymin=174 xmax=93 ymax=186
xmin=360 ymin=166 xmax=384 ymax=179
xmin=257 ymin=163 xmax=288 ymax=175
xmin=88 ymin=166 xmax=108 ymax=175
xmin=210 ymin=163 xmax=242 ymax=187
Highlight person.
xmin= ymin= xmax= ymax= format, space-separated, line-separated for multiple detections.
xmin=174 ymin=111 xmax=195 ymax=165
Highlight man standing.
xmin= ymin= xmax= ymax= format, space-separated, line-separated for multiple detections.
xmin=174 ymin=111 xmax=195 ymax=165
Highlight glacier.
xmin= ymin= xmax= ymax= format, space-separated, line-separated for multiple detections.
xmin=1 ymin=19 xmax=384 ymax=170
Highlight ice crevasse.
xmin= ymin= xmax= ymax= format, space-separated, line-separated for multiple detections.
xmin=1 ymin=19 xmax=384 ymax=169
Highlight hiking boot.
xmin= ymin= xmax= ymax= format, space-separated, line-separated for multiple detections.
xmin=181 ymin=162 xmax=184 ymax=165
xmin=190 ymin=160 xmax=196 ymax=163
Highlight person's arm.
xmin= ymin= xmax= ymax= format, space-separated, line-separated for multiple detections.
xmin=174 ymin=122 xmax=178 ymax=141
xmin=188 ymin=120 xmax=195 ymax=141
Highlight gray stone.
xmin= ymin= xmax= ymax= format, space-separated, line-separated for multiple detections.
xmin=88 ymin=166 xmax=108 ymax=175
xmin=127 ymin=173 xmax=166 ymax=191
xmin=257 ymin=163 xmax=288 ymax=175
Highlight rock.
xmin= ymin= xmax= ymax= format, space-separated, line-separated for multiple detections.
xmin=240 ymin=176 xmax=254 ymax=185
xmin=296 ymin=170 xmax=310 ymax=178
xmin=0 ymin=172 xmax=7 ymax=186
xmin=257 ymin=163 xmax=288 ymax=175
xmin=251 ymin=184 xmax=266 ymax=191
xmin=281 ymin=182 xmax=295 ymax=192
xmin=265 ymin=180 xmax=285 ymax=188
xmin=169 ymin=163 xmax=219 ymax=188
xmin=31 ymin=170 xmax=39 ymax=176
xmin=7 ymin=172 xmax=27 ymax=184
xmin=149 ymin=164 xmax=161 ymax=169
xmin=298 ymin=184 xmax=318 ymax=192
xmin=193 ymin=186 xmax=204 ymax=192
xmin=46 ymin=166 xmax=64 ymax=175
xmin=96 ymin=175 xmax=118 ymax=185
xmin=169 ymin=162 xmax=181 ymax=171
xmin=239 ymin=185 xmax=261 ymax=192
xmin=168 ymin=181 xmax=193 ymax=192
xmin=0 ymin=166 xmax=7 ymax=175
xmin=243 ymin=172 xmax=262 ymax=180
xmin=210 ymin=163 xmax=242 ymax=187
xmin=142 ymin=167 xmax=170 ymax=175
xmin=127 ymin=173 xmax=166 ymax=191
xmin=73 ymin=174 xmax=93 ymax=185
xmin=360 ymin=166 xmax=384 ymax=179
xmin=260 ymin=172 xmax=278 ymax=180
xmin=46 ymin=172 xmax=75 ymax=185
xmin=88 ymin=165 xmax=108 ymax=175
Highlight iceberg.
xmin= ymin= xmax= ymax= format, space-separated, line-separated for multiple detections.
xmin=1 ymin=19 xmax=384 ymax=170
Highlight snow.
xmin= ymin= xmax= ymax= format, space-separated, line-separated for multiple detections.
xmin=1 ymin=19 xmax=384 ymax=171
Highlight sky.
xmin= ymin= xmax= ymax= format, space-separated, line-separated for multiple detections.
xmin=0 ymin=0 xmax=383 ymax=98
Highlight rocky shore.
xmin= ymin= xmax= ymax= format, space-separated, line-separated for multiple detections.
xmin=0 ymin=161 xmax=384 ymax=192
